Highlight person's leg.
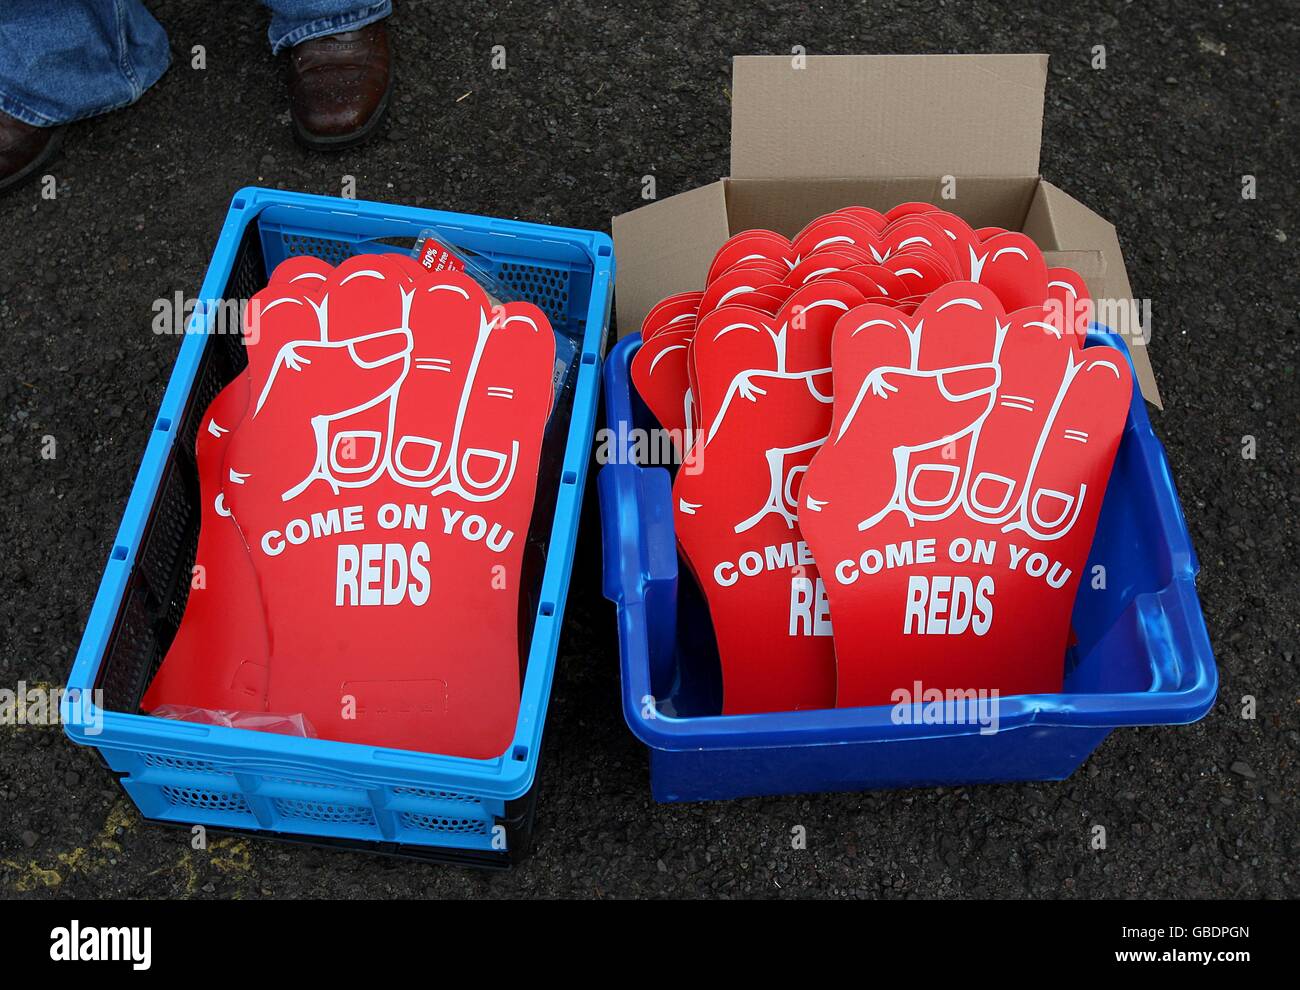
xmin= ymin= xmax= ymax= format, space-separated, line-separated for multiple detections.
xmin=0 ymin=0 xmax=170 ymax=126
xmin=261 ymin=1 xmax=394 ymax=150
xmin=0 ymin=0 xmax=171 ymax=191
xmin=260 ymin=0 xmax=391 ymax=54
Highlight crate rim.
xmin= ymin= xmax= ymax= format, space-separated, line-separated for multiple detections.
xmin=598 ymin=328 xmax=1218 ymax=755
xmin=64 ymin=186 xmax=614 ymax=802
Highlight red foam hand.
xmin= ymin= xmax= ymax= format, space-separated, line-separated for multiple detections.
xmin=672 ymin=280 xmax=867 ymax=713
xmin=698 ymin=261 xmax=787 ymax=316
xmin=880 ymin=250 xmax=956 ymax=296
xmin=785 ymin=250 xmax=870 ymax=288
xmin=874 ymin=216 xmax=963 ymax=275
xmin=641 ymin=291 xmax=702 ymax=341
xmin=829 ymin=205 xmax=888 ymax=230
xmin=836 ymin=265 xmax=911 ymax=299
xmin=142 ymin=377 xmax=272 ymax=713
xmin=724 ymin=287 xmax=789 ymax=313
xmin=143 ymin=256 xmax=334 ymax=715
xmin=631 ymin=328 xmax=695 ymax=452
xmin=791 ymin=215 xmax=883 ymax=259
xmin=868 ymin=203 xmax=984 ymax=278
xmin=924 ymin=211 xmax=984 ymax=279
xmin=631 ymin=205 xmax=1110 ymax=717
xmin=799 ymin=282 xmax=1131 ymax=707
xmin=1046 ymin=267 xmax=1091 ymax=348
xmin=883 ymin=201 xmax=942 ymax=223
xmin=222 ymin=260 xmax=553 ymax=757
xmin=969 ymin=231 xmax=1049 ymax=311
xmin=789 ymin=215 xmax=960 ymax=276
xmin=706 ymin=230 xmax=797 ymax=284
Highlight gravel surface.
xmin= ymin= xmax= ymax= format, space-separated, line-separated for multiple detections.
xmin=0 ymin=0 xmax=1296 ymax=899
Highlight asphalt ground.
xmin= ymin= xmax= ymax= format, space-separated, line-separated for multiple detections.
xmin=0 ymin=0 xmax=1296 ymax=899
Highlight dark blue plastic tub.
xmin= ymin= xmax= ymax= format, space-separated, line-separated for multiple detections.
xmin=597 ymin=331 xmax=1216 ymax=802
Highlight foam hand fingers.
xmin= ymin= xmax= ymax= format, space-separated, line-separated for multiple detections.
xmin=706 ymin=230 xmax=795 ymax=284
xmin=913 ymin=284 xmax=1003 ymax=370
xmin=1012 ymin=351 xmax=1131 ymax=541
xmin=268 ymin=254 xmax=333 ymax=289
xmin=971 ymin=232 xmax=1048 ymax=310
xmin=963 ymin=306 xmax=1072 ymax=523
xmin=1046 ymin=267 xmax=1091 ymax=349
xmin=822 ymin=302 xmax=914 ymax=446
xmin=630 ymin=328 xmax=695 ymax=449
xmin=801 ymin=370 xmax=913 ymax=539
xmin=699 ymin=261 xmax=786 ymax=315
xmin=672 ymin=371 xmax=837 ymax=713
xmin=902 ymin=284 xmax=1004 ymax=517
xmin=641 ymin=291 xmax=701 ymax=340
xmin=781 ymin=279 xmax=867 ymax=377
xmin=142 ymin=378 xmax=271 ymax=713
xmin=446 ymin=301 xmax=555 ymax=501
xmin=388 ymin=274 xmax=487 ymax=486
xmin=690 ymin=306 xmax=781 ymax=436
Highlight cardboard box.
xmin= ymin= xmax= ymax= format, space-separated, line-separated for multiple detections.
xmin=611 ymin=53 xmax=1159 ymax=405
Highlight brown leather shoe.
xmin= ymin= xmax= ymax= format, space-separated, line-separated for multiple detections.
xmin=288 ymin=20 xmax=392 ymax=150
xmin=0 ymin=110 xmax=63 ymax=193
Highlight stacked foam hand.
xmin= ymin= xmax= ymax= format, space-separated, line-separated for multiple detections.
xmin=631 ymin=203 xmax=1131 ymax=714
xmin=143 ymin=252 xmax=556 ymax=758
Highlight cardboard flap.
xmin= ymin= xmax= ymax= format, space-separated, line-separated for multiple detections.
xmin=726 ymin=176 xmax=1038 ymax=238
xmin=1027 ymin=181 xmax=1161 ymax=407
xmin=731 ymin=54 xmax=1048 ymax=180
xmin=612 ymin=181 xmax=731 ymax=337
xmin=1042 ymin=250 xmax=1107 ymax=282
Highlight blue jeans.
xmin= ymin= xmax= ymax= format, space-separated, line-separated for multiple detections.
xmin=0 ymin=0 xmax=392 ymax=126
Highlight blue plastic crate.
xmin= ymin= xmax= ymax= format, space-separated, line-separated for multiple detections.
xmin=63 ymin=187 xmax=614 ymax=865
xmin=598 ymin=330 xmax=1216 ymax=802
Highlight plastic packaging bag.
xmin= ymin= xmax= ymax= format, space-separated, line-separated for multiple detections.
xmin=149 ymin=705 xmax=317 ymax=738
